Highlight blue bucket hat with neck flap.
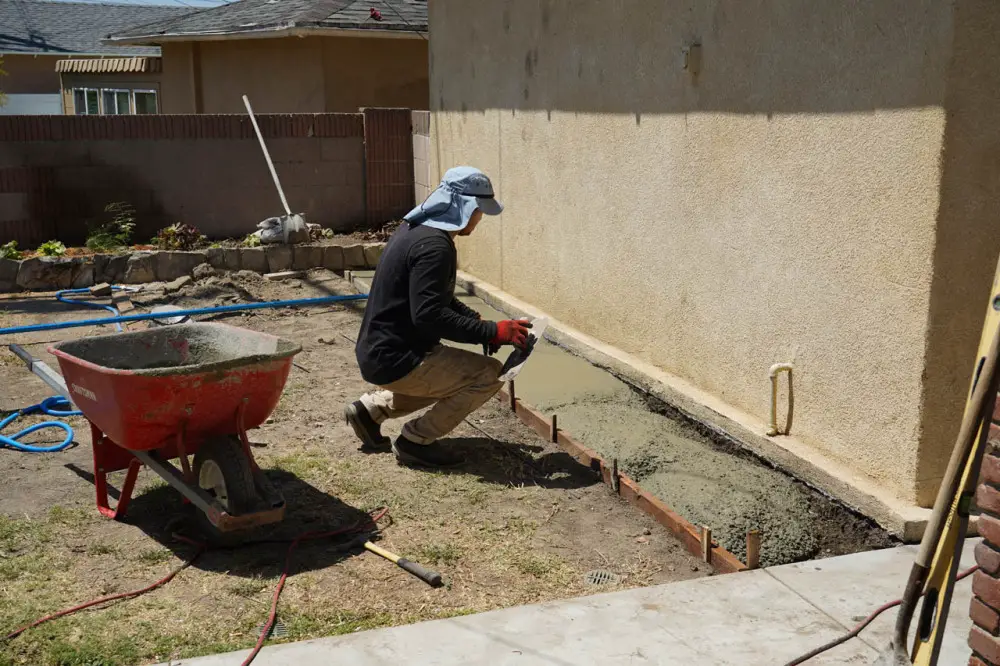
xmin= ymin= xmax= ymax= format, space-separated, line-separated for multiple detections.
xmin=403 ymin=166 xmax=503 ymax=232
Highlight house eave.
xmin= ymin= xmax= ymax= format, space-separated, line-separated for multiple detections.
xmin=105 ymin=23 xmax=427 ymax=46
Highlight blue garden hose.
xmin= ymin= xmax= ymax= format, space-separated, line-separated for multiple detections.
xmin=0 ymin=396 xmax=81 ymax=452
xmin=55 ymin=286 xmax=130 ymax=332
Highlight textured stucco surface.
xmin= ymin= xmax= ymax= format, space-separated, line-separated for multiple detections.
xmin=160 ymin=36 xmax=428 ymax=114
xmin=427 ymin=0 xmax=1000 ymax=507
xmin=914 ymin=0 xmax=1000 ymax=504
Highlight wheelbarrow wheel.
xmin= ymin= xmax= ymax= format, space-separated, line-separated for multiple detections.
xmin=193 ymin=436 xmax=258 ymax=543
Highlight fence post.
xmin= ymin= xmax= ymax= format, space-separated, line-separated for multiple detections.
xmin=362 ymin=107 xmax=415 ymax=226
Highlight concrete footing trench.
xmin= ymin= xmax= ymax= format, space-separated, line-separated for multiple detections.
xmin=395 ymin=277 xmax=896 ymax=568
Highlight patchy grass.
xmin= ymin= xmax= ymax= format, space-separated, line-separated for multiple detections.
xmin=228 ymin=575 xmax=272 ymax=598
xmin=413 ymin=543 xmax=463 ymax=567
xmin=135 ymin=548 xmax=172 ymax=565
xmin=86 ymin=543 xmax=118 ymax=557
xmin=0 ymin=275 xmax=708 ymax=665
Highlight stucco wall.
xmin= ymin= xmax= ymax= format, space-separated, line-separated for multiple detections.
xmin=429 ymin=0 xmax=973 ymax=506
xmin=160 ymin=42 xmax=198 ymax=114
xmin=322 ymin=36 xmax=428 ymax=112
xmin=915 ymin=0 xmax=1000 ymax=504
xmin=1 ymin=54 xmax=62 ymax=94
xmin=159 ymin=35 xmax=428 ymax=115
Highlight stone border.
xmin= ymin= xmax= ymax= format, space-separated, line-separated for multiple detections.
xmin=0 ymin=243 xmax=385 ymax=292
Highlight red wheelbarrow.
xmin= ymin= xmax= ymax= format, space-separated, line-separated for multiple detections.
xmin=10 ymin=323 xmax=302 ymax=538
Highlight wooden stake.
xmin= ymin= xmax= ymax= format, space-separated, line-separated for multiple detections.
xmin=550 ymin=414 xmax=558 ymax=443
xmin=611 ymin=458 xmax=620 ymax=494
xmin=746 ymin=530 xmax=761 ymax=570
xmin=508 ymin=380 xmax=516 ymax=412
xmin=701 ymin=526 xmax=712 ymax=563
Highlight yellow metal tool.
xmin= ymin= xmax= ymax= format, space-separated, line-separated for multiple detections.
xmin=878 ymin=255 xmax=1000 ymax=665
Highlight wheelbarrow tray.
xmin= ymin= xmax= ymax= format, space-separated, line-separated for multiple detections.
xmin=49 ymin=323 xmax=301 ymax=451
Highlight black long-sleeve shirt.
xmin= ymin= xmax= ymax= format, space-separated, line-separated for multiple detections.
xmin=355 ymin=223 xmax=497 ymax=385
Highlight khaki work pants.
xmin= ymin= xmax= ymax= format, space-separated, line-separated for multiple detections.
xmin=360 ymin=345 xmax=503 ymax=445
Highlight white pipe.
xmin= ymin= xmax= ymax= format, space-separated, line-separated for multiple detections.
xmin=768 ymin=363 xmax=794 ymax=436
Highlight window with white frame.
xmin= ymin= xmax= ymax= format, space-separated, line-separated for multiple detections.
xmin=70 ymin=87 xmax=159 ymax=115
xmin=101 ymin=89 xmax=131 ymax=115
xmin=133 ymin=90 xmax=157 ymax=115
xmin=72 ymin=88 xmax=100 ymax=115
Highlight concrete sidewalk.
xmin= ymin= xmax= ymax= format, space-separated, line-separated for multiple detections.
xmin=158 ymin=540 xmax=977 ymax=666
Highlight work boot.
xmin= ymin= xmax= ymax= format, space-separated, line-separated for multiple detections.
xmin=392 ymin=435 xmax=463 ymax=468
xmin=344 ymin=401 xmax=390 ymax=451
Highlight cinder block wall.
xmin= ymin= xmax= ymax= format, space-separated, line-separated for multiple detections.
xmin=412 ymin=110 xmax=432 ymax=205
xmin=0 ymin=113 xmax=411 ymax=244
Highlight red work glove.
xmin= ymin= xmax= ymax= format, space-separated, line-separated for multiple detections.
xmin=491 ymin=319 xmax=533 ymax=349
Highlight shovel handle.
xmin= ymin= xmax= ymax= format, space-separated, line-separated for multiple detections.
xmin=243 ymin=94 xmax=291 ymax=216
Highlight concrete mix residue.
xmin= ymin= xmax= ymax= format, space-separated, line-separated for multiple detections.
xmin=449 ymin=288 xmax=894 ymax=568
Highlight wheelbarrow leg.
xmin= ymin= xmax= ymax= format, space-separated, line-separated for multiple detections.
xmin=91 ymin=423 xmax=141 ymax=520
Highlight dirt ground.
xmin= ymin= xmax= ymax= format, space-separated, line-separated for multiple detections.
xmin=0 ymin=270 xmax=709 ymax=666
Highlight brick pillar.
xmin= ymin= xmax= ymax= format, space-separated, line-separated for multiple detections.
xmin=362 ymin=107 xmax=415 ymax=225
xmin=971 ymin=416 xmax=1000 ymax=665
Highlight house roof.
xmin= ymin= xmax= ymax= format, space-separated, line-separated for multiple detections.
xmin=0 ymin=0 xmax=192 ymax=56
xmin=107 ymin=0 xmax=427 ymax=44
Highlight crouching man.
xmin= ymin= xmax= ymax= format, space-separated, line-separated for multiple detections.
xmin=344 ymin=166 xmax=530 ymax=467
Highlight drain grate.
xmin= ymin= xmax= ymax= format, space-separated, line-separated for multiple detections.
xmin=584 ymin=569 xmax=621 ymax=586
xmin=253 ymin=619 xmax=287 ymax=639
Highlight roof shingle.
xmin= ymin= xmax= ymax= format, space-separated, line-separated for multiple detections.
xmin=108 ymin=0 xmax=427 ymax=43
xmin=0 ymin=0 xmax=192 ymax=56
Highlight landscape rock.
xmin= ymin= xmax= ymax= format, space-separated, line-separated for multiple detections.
xmin=16 ymin=257 xmax=88 ymax=291
xmin=292 ymin=244 xmax=323 ymax=271
xmin=163 ymin=275 xmax=193 ymax=294
xmin=154 ymin=251 xmax=207 ymax=281
xmin=123 ymin=253 xmax=156 ymax=284
xmin=222 ymin=248 xmax=241 ymax=271
xmin=90 ymin=283 xmax=113 ymax=297
xmin=70 ymin=261 xmax=95 ymax=288
xmin=240 ymin=248 xmax=268 ymax=273
xmin=192 ymin=263 xmax=216 ymax=280
xmin=322 ymin=245 xmax=344 ymax=271
xmin=0 ymin=258 xmax=18 ymax=291
xmin=342 ymin=244 xmax=365 ymax=269
xmin=266 ymin=245 xmax=293 ymax=272
xmin=363 ymin=243 xmax=384 ymax=269
xmin=204 ymin=247 xmax=225 ymax=269
xmin=96 ymin=254 xmax=128 ymax=284
xmin=264 ymin=271 xmax=304 ymax=281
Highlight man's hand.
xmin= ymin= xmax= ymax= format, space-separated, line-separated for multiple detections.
xmin=491 ymin=319 xmax=533 ymax=349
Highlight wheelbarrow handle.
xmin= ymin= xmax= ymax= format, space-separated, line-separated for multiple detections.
xmin=8 ymin=344 xmax=35 ymax=368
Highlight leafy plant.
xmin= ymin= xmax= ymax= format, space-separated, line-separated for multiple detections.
xmin=86 ymin=202 xmax=136 ymax=252
xmin=155 ymin=223 xmax=207 ymax=251
xmin=241 ymin=233 xmax=262 ymax=248
xmin=0 ymin=240 xmax=21 ymax=260
xmin=309 ymin=225 xmax=336 ymax=242
xmin=36 ymin=240 xmax=66 ymax=257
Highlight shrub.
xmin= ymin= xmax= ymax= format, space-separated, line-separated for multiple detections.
xmin=36 ymin=240 xmax=66 ymax=257
xmin=155 ymin=223 xmax=207 ymax=251
xmin=241 ymin=233 xmax=261 ymax=248
xmin=0 ymin=240 xmax=21 ymax=260
xmin=86 ymin=202 xmax=136 ymax=252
